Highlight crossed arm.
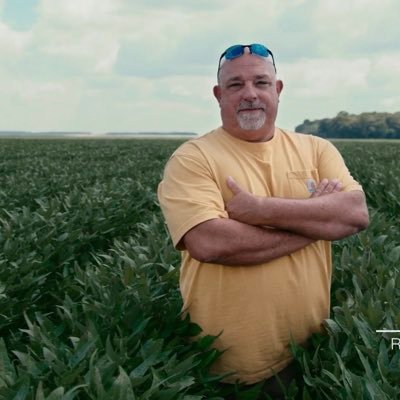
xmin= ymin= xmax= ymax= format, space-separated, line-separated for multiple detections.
xmin=224 ymin=177 xmax=369 ymax=241
xmin=183 ymin=178 xmax=369 ymax=265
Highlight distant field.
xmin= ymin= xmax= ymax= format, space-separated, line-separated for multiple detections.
xmin=331 ymin=138 xmax=400 ymax=143
xmin=0 ymin=132 xmax=197 ymax=140
xmin=0 ymin=138 xmax=399 ymax=399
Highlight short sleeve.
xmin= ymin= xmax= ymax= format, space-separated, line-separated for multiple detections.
xmin=316 ymin=138 xmax=363 ymax=192
xmin=157 ymin=149 xmax=228 ymax=249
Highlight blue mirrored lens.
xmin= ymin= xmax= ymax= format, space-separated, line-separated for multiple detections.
xmin=225 ymin=45 xmax=245 ymax=60
xmin=218 ymin=43 xmax=276 ymax=75
xmin=249 ymin=44 xmax=269 ymax=57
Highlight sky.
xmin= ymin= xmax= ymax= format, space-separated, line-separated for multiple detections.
xmin=1 ymin=0 xmax=399 ymax=134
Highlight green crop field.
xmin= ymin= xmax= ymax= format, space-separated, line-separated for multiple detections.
xmin=0 ymin=138 xmax=399 ymax=399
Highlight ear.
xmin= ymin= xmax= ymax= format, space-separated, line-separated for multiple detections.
xmin=276 ymin=80 xmax=283 ymax=96
xmin=213 ymin=85 xmax=221 ymax=103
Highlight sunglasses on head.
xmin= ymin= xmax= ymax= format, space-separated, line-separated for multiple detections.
xmin=217 ymin=43 xmax=276 ymax=76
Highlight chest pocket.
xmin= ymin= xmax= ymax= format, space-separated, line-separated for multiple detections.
xmin=287 ymin=169 xmax=319 ymax=198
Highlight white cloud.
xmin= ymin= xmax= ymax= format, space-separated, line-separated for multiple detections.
xmin=312 ymin=0 xmax=400 ymax=55
xmin=28 ymin=0 xmax=125 ymax=75
xmin=95 ymin=42 xmax=121 ymax=74
xmin=39 ymin=29 xmax=121 ymax=73
xmin=0 ymin=76 xmax=84 ymax=131
xmin=382 ymin=96 xmax=400 ymax=109
xmin=15 ymin=80 xmax=66 ymax=100
xmin=374 ymin=54 xmax=400 ymax=75
xmin=159 ymin=75 xmax=216 ymax=103
xmin=0 ymin=22 xmax=31 ymax=55
xmin=281 ymin=58 xmax=371 ymax=98
xmin=0 ymin=0 xmax=399 ymax=132
xmin=39 ymin=0 xmax=121 ymax=24
xmin=104 ymin=98 xmax=219 ymax=133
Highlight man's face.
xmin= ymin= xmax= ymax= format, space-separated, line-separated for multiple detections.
xmin=213 ymin=52 xmax=283 ymax=142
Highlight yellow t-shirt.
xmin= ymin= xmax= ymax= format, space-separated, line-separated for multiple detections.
xmin=157 ymin=127 xmax=362 ymax=384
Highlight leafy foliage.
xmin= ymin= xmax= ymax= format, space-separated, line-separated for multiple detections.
xmin=0 ymin=138 xmax=399 ymax=399
xmin=0 ymin=139 xmax=225 ymax=399
xmin=290 ymin=141 xmax=400 ymax=399
xmin=296 ymin=111 xmax=400 ymax=139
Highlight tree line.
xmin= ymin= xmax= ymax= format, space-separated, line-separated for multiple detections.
xmin=295 ymin=111 xmax=400 ymax=139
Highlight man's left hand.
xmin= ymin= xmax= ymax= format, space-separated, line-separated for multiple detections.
xmin=310 ymin=178 xmax=342 ymax=198
xmin=226 ymin=176 xmax=344 ymax=226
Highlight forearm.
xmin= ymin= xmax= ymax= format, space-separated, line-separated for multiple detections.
xmin=183 ymin=218 xmax=314 ymax=266
xmin=254 ymin=191 xmax=369 ymax=240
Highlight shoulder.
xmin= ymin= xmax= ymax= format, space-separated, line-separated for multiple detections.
xmin=278 ymin=128 xmax=334 ymax=150
xmin=163 ymin=128 xmax=222 ymax=175
xmin=168 ymin=128 xmax=224 ymax=163
xmin=278 ymin=128 xmax=323 ymax=143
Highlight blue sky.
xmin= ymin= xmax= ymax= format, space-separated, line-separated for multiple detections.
xmin=1 ymin=0 xmax=399 ymax=133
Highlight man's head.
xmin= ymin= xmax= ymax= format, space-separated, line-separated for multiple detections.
xmin=213 ymin=43 xmax=283 ymax=142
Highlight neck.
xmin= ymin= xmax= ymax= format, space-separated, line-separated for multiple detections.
xmin=222 ymin=123 xmax=275 ymax=142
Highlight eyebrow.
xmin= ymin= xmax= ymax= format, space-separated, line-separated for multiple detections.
xmin=225 ymin=74 xmax=272 ymax=84
xmin=254 ymin=74 xmax=272 ymax=80
xmin=225 ymin=75 xmax=242 ymax=83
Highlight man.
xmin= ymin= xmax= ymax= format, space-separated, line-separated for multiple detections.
xmin=157 ymin=43 xmax=369 ymax=397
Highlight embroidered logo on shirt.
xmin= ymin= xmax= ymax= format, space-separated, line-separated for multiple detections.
xmin=306 ymin=179 xmax=316 ymax=193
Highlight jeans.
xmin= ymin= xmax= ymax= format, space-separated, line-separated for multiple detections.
xmin=217 ymin=362 xmax=303 ymax=400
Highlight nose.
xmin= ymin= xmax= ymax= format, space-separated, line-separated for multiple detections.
xmin=242 ymin=82 xmax=257 ymax=101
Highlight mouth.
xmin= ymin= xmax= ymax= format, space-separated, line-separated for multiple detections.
xmin=238 ymin=108 xmax=264 ymax=113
